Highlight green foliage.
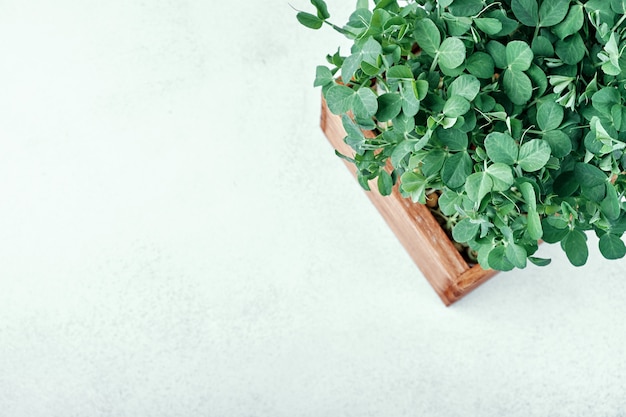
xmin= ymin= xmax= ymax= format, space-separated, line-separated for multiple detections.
xmin=298 ymin=0 xmax=626 ymax=270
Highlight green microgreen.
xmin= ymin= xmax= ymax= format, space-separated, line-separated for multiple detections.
xmin=298 ymin=0 xmax=626 ymax=270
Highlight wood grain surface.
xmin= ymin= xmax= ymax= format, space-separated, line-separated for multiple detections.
xmin=320 ymin=98 xmax=497 ymax=305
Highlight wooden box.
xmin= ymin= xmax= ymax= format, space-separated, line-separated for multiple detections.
xmin=320 ymin=99 xmax=498 ymax=306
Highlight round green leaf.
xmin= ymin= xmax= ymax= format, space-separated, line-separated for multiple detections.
xmin=503 ymin=69 xmax=533 ymax=105
xmin=325 ymin=84 xmax=354 ymax=115
xmin=555 ymin=33 xmax=585 ymax=65
xmin=561 ymin=229 xmax=588 ymax=266
xmin=486 ymin=41 xmax=507 ymax=69
xmin=449 ymin=0 xmax=484 ymax=16
xmin=485 ymin=132 xmax=518 ymax=165
xmin=505 ymin=243 xmax=528 ymax=269
xmin=466 ymin=52 xmax=495 ymax=79
xmin=537 ymin=100 xmax=564 ymax=131
xmin=518 ymin=139 xmax=551 ymax=172
xmin=574 ymin=163 xmax=607 ymax=188
xmin=532 ymin=36 xmax=555 ymax=57
xmin=465 ymin=172 xmax=493 ymax=203
xmin=352 ymin=87 xmax=379 ymax=119
xmin=452 ymin=218 xmax=480 ymax=243
xmin=599 ymin=234 xmax=626 ymax=259
xmin=377 ymin=170 xmax=393 ymax=196
xmin=297 ymin=11 xmax=324 ymax=29
xmin=543 ymin=130 xmax=572 ymax=157
xmin=448 ymin=74 xmax=481 ymax=101
xmin=486 ymin=163 xmax=514 ymax=191
xmin=474 ymin=18 xmax=503 ymax=35
xmin=553 ymin=4 xmax=584 ymax=39
xmin=438 ymin=37 xmax=466 ymax=69
xmin=488 ymin=246 xmax=515 ymax=271
xmin=539 ymin=0 xmax=570 ymax=27
xmin=400 ymin=171 xmax=427 ymax=203
xmin=438 ymin=128 xmax=468 ymax=151
xmin=511 ymin=0 xmax=539 ymax=26
xmin=601 ymin=183 xmax=621 ymax=221
xmin=443 ymin=96 xmax=470 ymax=117
xmin=376 ymin=93 xmax=402 ymax=121
xmin=413 ymin=18 xmax=440 ymax=56
xmin=441 ymin=152 xmax=472 ymax=189
xmin=506 ymin=40 xmax=534 ymax=71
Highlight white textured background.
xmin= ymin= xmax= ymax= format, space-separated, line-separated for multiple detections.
xmin=1 ymin=1 xmax=626 ymax=416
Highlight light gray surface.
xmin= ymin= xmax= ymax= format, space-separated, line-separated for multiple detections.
xmin=0 ymin=1 xmax=625 ymax=416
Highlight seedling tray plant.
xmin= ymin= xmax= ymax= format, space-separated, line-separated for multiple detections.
xmin=298 ymin=0 xmax=626 ymax=302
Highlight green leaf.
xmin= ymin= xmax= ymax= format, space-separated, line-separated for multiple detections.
xmin=415 ymin=80 xmax=429 ymax=100
xmin=356 ymin=0 xmax=368 ymax=9
xmin=592 ymin=87 xmax=620 ymax=114
xmin=448 ymin=74 xmax=480 ymax=101
xmin=574 ymin=163 xmax=607 ymax=188
xmin=526 ymin=64 xmax=548 ymax=97
xmin=542 ymin=217 xmax=569 ymax=243
xmin=443 ymin=96 xmax=470 ymax=117
xmin=486 ymin=163 xmax=515 ymax=191
xmin=413 ymin=19 xmax=440 ymax=56
xmin=506 ymin=41 xmax=534 ymax=71
xmin=376 ymin=93 xmax=402 ymax=121
xmin=386 ymin=65 xmax=414 ymax=81
xmin=439 ymin=188 xmax=462 ymax=216
xmin=438 ymin=37 xmax=466 ymax=69
xmin=484 ymin=132 xmax=518 ymax=165
xmin=438 ymin=128 xmax=468 ymax=151
xmin=399 ymin=82 xmax=421 ymax=117
xmin=465 ymin=172 xmax=493 ymax=203
xmin=537 ymin=100 xmax=564 ymax=131
xmin=441 ymin=152 xmax=472 ymax=189
xmin=377 ymin=170 xmax=394 ymax=196
xmin=297 ymin=12 xmax=324 ymax=29
xmin=555 ymin=33 xmax=585 ymax=65
xmin=538 ymin=0 xmax=570 ymax=27
xmin=543 ymin=130 xmax=572 ymax=157
xmin=601 ymin=183 xmax=621 ymax=221
xmin=518 ymin=139 xmax=551 ymax=171
xmin=449 ymin=0 xmax=484 ymax=16
xmin=341 ymin=37 xmax=383 ymax=82
xmin=374 ymin=0 xmax=397 ymax=9
xmin=465 ymin=52 xmax=495 ymax=79
xmin=561 ymin=229 xmax=588 ymax=266
xmin=311 ymin=0 xmax=331 ymax=19
xmin=390 ymin=140 xmax=415 ymax=168
xmin=314 ymin=66 xmax=334 ymax=87
xmin=552 ymin=4 xmax=584 ymax=39
xmin=421 ymin=149 xmax=447 ymax=177
xmin=360 ymin=60 xmax=381 ymax=76
xmin=487 ymin=9 xmax=520 ymax=36
xmin=400 ymin=171 xmax=427 ymax=203
xmin=352 ymin=87 xmax=379 ymax=119
xmin=503 ymin=70 xmax=533 ymax=105
xmin=488 ymin=246 xmax=515 ymax=271
xmin=532 ymin=36 xmax=555 ymax=56
xmin=599 ymin=234 xmax=626 ymax=259
xmin=486 ymin=41 xmax=507 ymax=69
xmin=325 ymin=84 xmax=354 ymax=114
xmin=506 ymin=243 xmax=528 ymax=268
xmin=612 ymin=0 xmax=626 ymax=13
xmin=511 ymin=0 xmax=539 ymax=26
xmin=452 ymin=218 xmax=480 ymax=243
xmin=519 ymin=181 xmax=542 ymax=240
xmin=529 ymin=256 xmax=552 ymax=266
xmin=474 ymin=18 xmax=503 ymax=35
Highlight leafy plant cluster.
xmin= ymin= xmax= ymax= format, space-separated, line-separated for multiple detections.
xmin=298 ymin=0 xmax=626 ymax=270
